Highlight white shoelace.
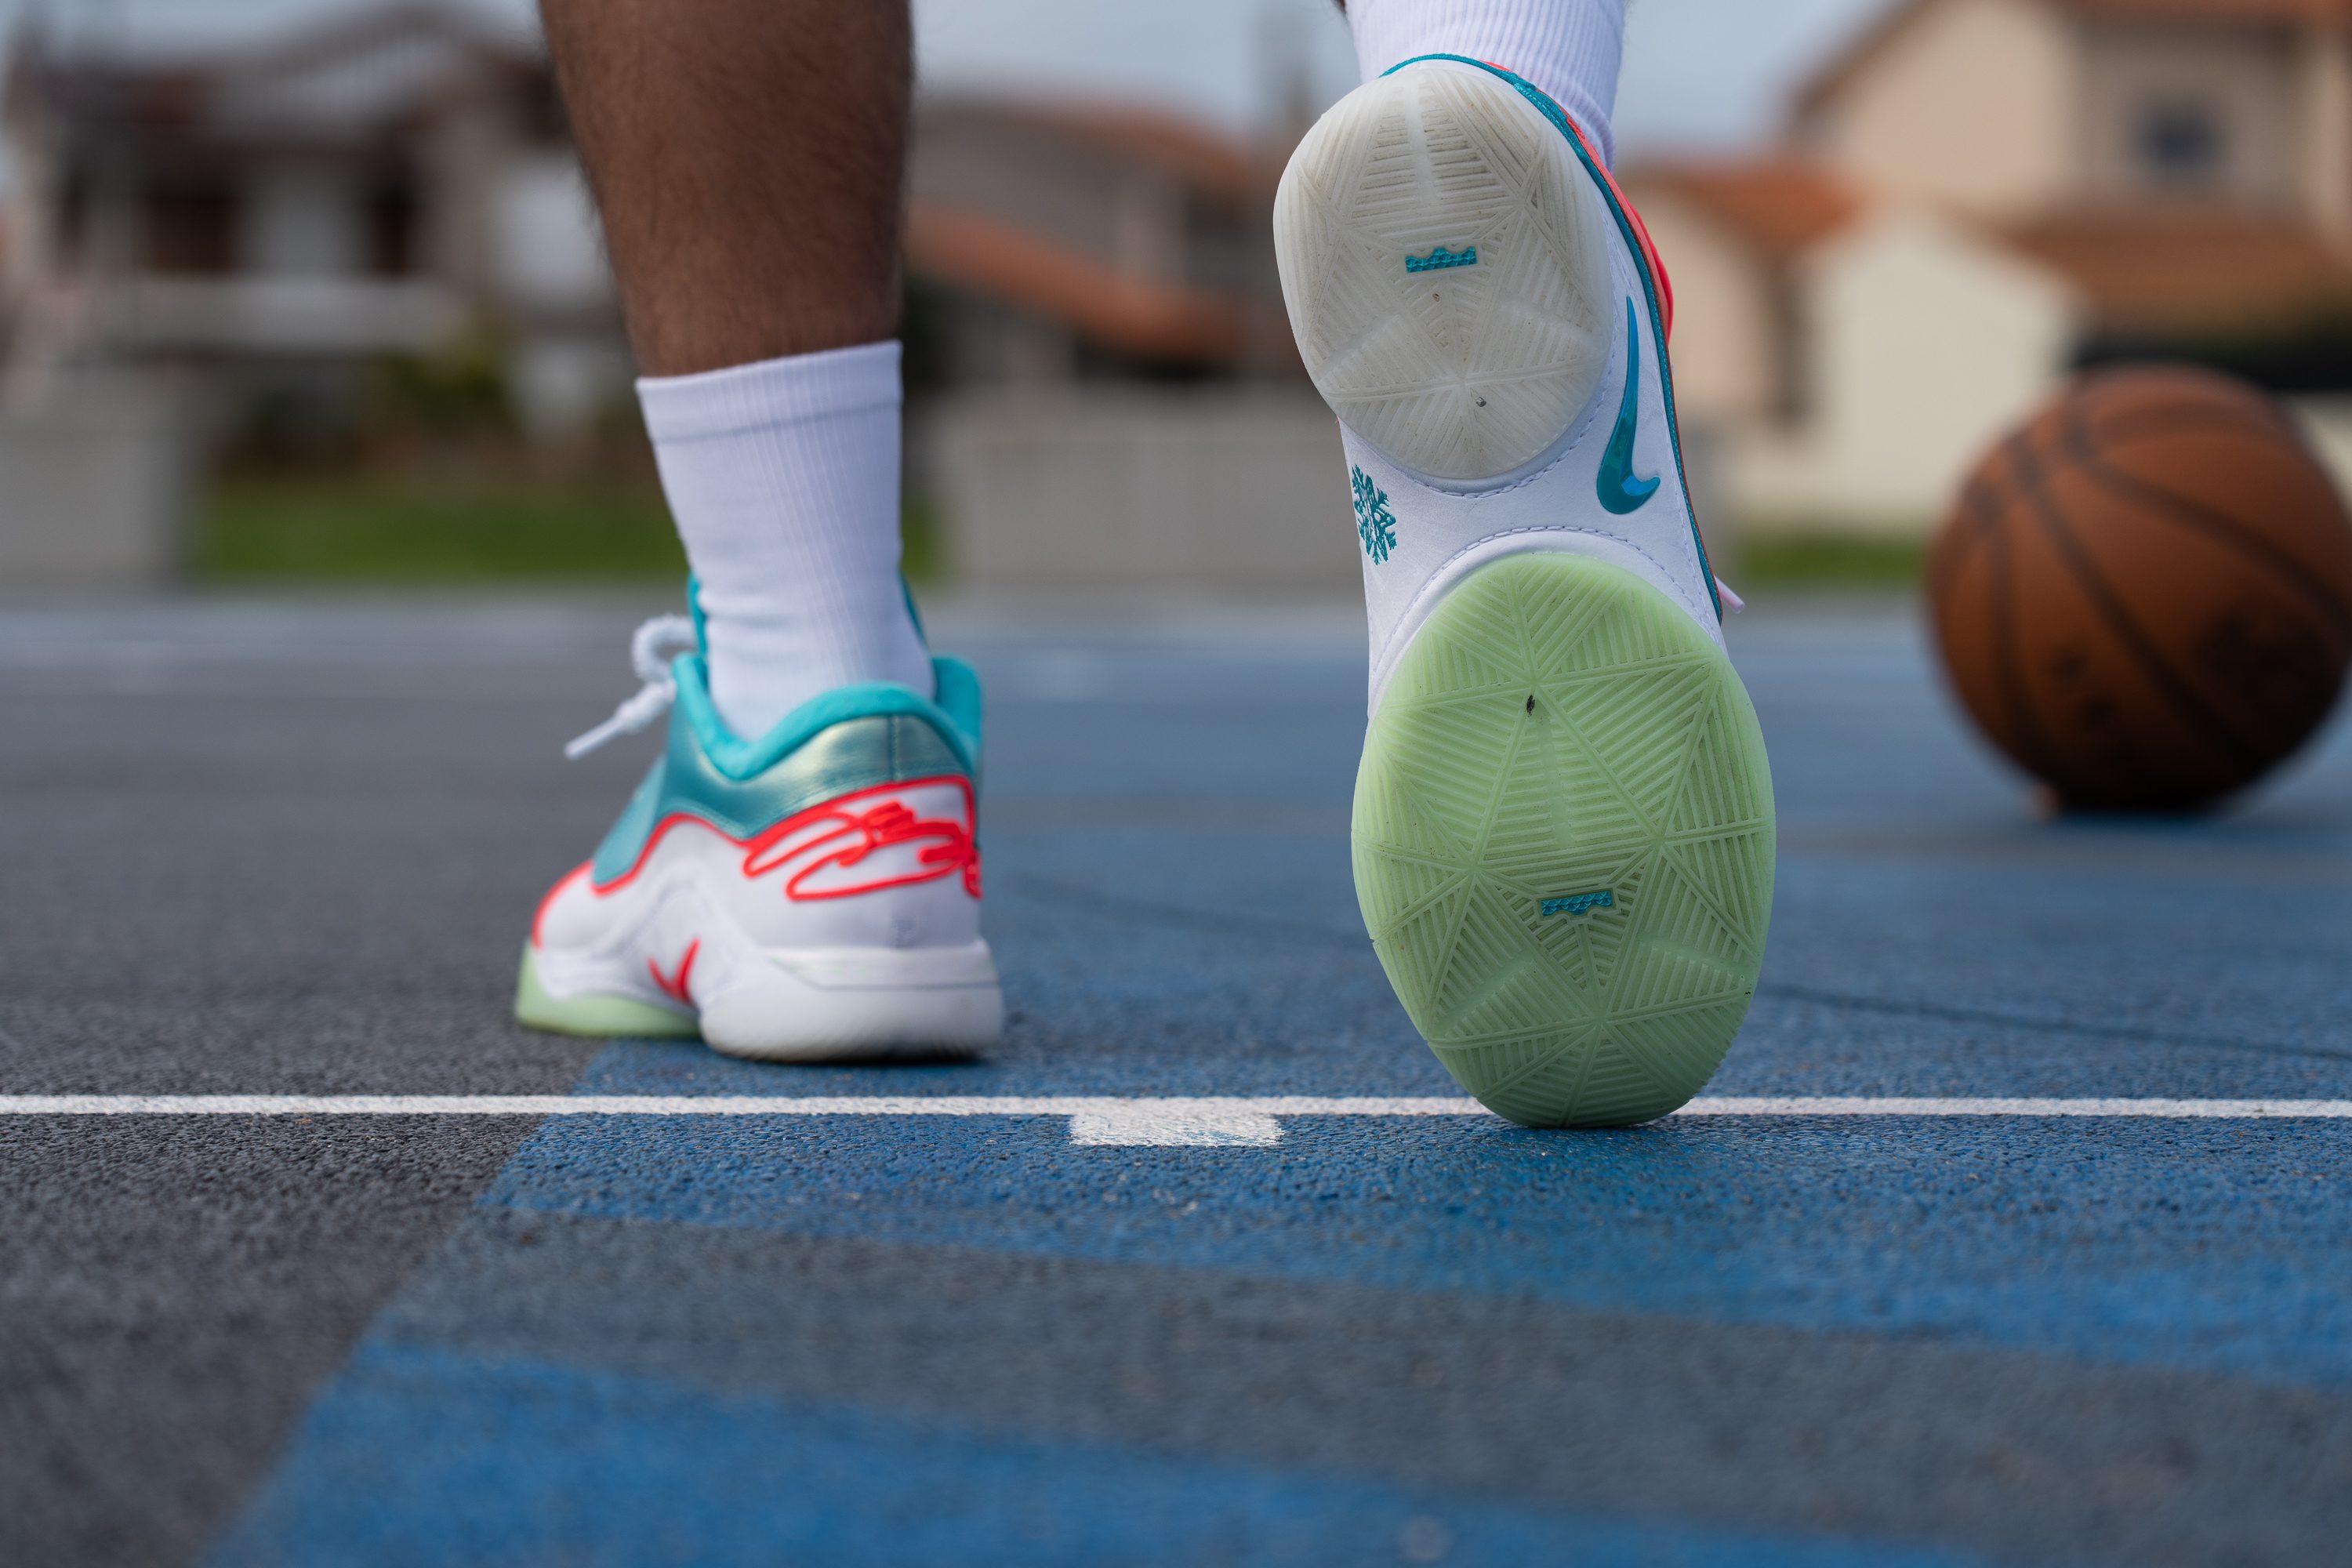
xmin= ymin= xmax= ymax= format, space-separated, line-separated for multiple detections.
xmin=564 ymin=615 xmax=700 ymax=759
xmin=1716 ymin=578 xmax=1744 ymax=614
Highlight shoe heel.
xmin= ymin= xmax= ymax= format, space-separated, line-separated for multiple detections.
xmin=1352 ymin=552 xmax=1774 ymax=1127
xmin=1274 ymin=61 xmax=1616 ymax=484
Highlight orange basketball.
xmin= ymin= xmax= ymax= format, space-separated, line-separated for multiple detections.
xmin=1927 ymin=365 xmax=2352 ymax=811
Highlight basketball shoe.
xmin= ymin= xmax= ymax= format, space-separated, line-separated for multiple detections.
xmin=1274 ymin=55 xmax=1776 ymax=1127
xmin=515 ymin=599 xmax=1004 ymax=1059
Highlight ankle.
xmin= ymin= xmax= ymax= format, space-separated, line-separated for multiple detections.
xmin=639 ymin=341 xmax=931 ymax=740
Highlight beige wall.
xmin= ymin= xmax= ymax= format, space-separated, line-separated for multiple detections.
xmin=0 ymin=372 xmax=194 ymax=586
xmin=1732 ymin=208 xmax=2079 ymax=529
xmin=2080 ymin=21 xmax=2298 ymax=207
xmin=929 ymin=386 xmax=1358 ymax=591
xmin=1805 ymin=0 xmax=2078 ymax=220
xmin=1668 ymin=0 xmax=2352 ymax=532
xmin=1630 ymin=188 xmax=1781 ymax=427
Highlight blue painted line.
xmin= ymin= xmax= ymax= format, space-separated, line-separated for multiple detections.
xmin=485 ymin=1076 xmax=2352 ymax=1386
xmin=211 ymin=1343 xmax=1976 ymax=1568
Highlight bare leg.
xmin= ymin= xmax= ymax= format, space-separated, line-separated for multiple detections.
xmin=540 ymin=0 xmax=910 ymax=376
xmin=517 ymin=2 xmax=999 ymax=1057
xmin=535 ymin=0 xmax=931 ymax=739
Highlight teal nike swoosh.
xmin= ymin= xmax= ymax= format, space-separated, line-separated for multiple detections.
xmin=1596 ymin=296 xmax=1661 ymax=516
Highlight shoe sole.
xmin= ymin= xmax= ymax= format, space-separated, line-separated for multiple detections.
xmin=1273 ymin=60 xmax=1613 ymax=484
xmin=514 ymin=943 xmax=1003 ymax=1063
xmin=1352 ymin=553 xmax=1774 ymax=1127
xmin=515 ymin=946 xmax=699 ymax=1040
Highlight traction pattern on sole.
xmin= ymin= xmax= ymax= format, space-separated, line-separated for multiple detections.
xmin=1353 ymin=554 xmax=1774 ymax=1127
xmin=1273 ymin=63 xmax=1613 ymax=483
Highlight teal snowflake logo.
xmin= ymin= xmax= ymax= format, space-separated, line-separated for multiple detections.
xmin=1352 ymin=466 xmax=1396 ymax=564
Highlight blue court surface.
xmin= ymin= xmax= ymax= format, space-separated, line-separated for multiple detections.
xmin=4 ymin=593 xmax=2350 ymax=1566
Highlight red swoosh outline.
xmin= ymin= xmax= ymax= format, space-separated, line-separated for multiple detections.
xmin=647 ymin=938 xmax=700 ymax=1005
xmin=741 ymin=786 xmax=982 ymax=902
xmin=567 ymin=775 xmax=980 ymax=907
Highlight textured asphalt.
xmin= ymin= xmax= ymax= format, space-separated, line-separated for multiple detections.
xmin=2 ymin=592 xmax=2350 ymax=1566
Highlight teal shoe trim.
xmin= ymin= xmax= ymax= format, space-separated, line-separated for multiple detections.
xmin=588 ymin=655 xmax=985 ymax=887
xmin=929 ymin=654 xmax=983 ymax=758
xmin=901 ymin=573 xmax=927 ymax=644
xmin=1381 ymin=53 xmax=1722 ymax=621
xmin=592 ymin=761 xmax=669 ymax=886
xmin=1596 ymin=297 xmax=1663 ymax=516
xmin=672 ymin=655 xmax=978 ymax=782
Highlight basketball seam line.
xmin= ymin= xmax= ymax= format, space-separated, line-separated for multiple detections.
xmin=2009 ymin=430 xmax=2264 ymax=775
xmin=2057 ymin=406 xmax=2352 ymax=639
xmin=2079 ymin=390 xmax=2296 ymax=453
xmin=1984 ymin=459 xmax=2067 ymax=786
xmin=2084 ymin=400 xmax=2292 ymax=451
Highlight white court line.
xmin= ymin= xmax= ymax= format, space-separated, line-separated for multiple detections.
xmin=0 ymin=1095 xmax=1479 ymax=1117
xmin=6 ymin=1094 xmax=2352 ymax=1146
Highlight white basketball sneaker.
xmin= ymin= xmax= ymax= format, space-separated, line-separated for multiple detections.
xmin=1275 ymin=56 xmax=1776 ymax=1127
xmin=516 ymin=604 xmax=1004 ymax=1060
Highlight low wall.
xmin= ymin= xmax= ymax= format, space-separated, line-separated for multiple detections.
xmin=924 ymin=387 xmax=1359 ymax=593
xmin=0 ymin=375 xmax=194 ymax=587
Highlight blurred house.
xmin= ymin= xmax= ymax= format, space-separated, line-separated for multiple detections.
xmin=0 ymin=1 xmax=1345 ymax=589
xmin=0 ymin=3 xmax=619 ymax=442
xmin=902 ymin=100 xmax=1349 ymax=591
xmin=906 ymin=99 xmax=1292 ymax=383
xmin=1624 ymin=0 xmax=2352 ymax=534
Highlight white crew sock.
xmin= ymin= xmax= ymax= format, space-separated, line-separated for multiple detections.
xmin=637 ymin=340 xmax=932 ymax=740
xmin=1344 ymin=0 xmax=1626 ymax=165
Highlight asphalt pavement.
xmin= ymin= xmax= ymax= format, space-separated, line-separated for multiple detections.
xmin=2 ymin=589 xmax=2349 ymax=1566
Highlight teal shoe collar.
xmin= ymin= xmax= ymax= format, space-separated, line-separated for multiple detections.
xmin=670 ymin=652 xmax=982 ymax=783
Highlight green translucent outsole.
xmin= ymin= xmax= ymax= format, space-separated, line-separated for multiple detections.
xmin=1354 ymin=553 xmax=1776 ymax=1127
xmin=514 ymin=946 xmax=700 ymax=1040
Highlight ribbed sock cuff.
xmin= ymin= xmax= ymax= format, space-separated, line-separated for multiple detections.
xmin=637 ymin=339 xmax=902 ymax=443
xmin=635 ymin=339 xmax=928 ymax=739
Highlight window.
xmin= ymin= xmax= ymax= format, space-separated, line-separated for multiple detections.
xmin=367 ymin=177 xmax=417 ymax=277
xmin=145 ymin=176 xmax=239 ymax=274
xmin=2135 ymin=99 xmax=2224 ymax=187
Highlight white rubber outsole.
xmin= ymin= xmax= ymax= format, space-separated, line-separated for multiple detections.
xmin=698 ymin=982 xmax=1004 ymax=1063
xmin=1272 ymin=61 xmax=1615 ymax=484
xmin=517 ymin=940 xmax=1004 ymax=1063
